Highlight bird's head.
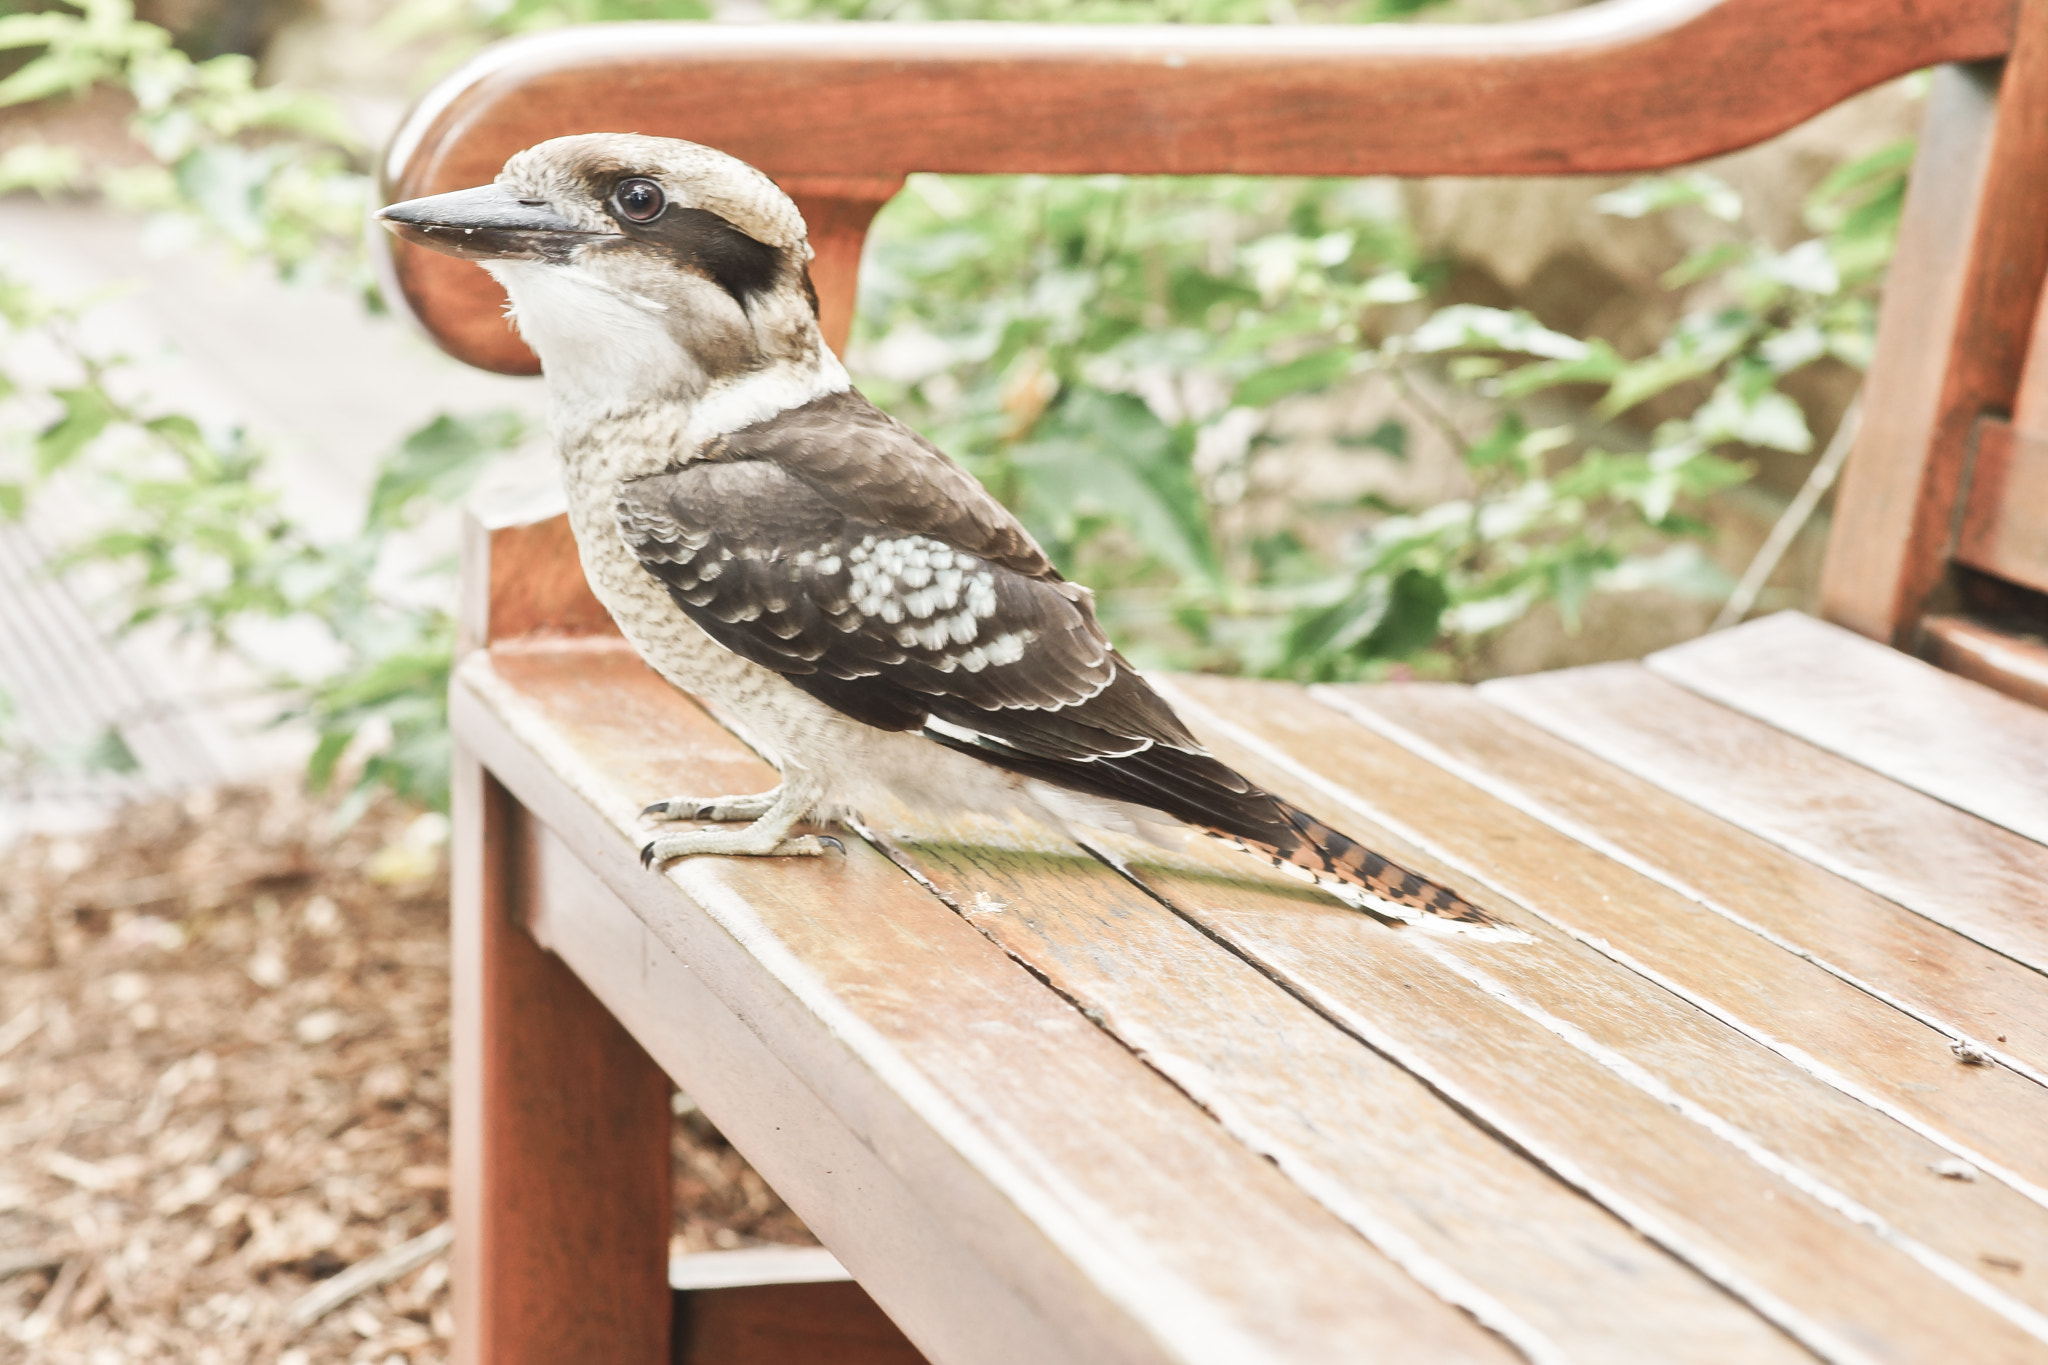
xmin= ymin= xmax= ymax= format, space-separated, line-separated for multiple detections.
xmin=380 ymin=134 xmax=828 ymax=411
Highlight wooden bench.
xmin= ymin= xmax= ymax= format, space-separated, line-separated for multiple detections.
xmin=376 ymin=1 xmax=2048 ymax=1360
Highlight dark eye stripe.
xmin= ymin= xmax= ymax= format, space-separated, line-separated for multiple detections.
xmin=582 ymin=164 xmax=787 ymax=308
xmin=631 ymin=205 xmax=783 ymax=307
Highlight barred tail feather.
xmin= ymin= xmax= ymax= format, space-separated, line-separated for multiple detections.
xmin=1205 ymin=798 xmax=1530 ymax=942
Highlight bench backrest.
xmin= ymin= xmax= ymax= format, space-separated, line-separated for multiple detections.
xmin=380 ymin=0 xmax=2048 ymax=701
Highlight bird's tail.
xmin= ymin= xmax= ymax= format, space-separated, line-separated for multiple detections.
xmin=1203 ymin=797 xmax=1527 ymax=940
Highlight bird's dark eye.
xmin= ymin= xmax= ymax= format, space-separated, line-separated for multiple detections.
xmin=614 ymin=177 xmax=665 ymax=223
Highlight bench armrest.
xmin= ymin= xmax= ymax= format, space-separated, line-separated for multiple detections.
xmin=376 ymin=0 xmax=2013 ymax=374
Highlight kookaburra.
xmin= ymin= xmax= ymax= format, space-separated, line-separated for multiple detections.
xmin=381 ymin=133 xmax=1504 ymax=933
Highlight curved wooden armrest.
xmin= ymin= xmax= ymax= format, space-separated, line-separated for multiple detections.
xmin=377 ymin=0 xmax=2014 ymax=374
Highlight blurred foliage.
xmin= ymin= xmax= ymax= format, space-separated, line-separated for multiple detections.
xmin=0 ymin=0 xmax=368 ymax=284
xmin=0 ymin=0 xmax=526 ymax=809
xmin=0 ymin=0 xmax=1909 ymax=808
xmin=1 ymin=281 xmax=519 ymax=810
xmin=374 ymin=0 xmax=707 ymax=84
xmin=849 ymin=143 xmax=1905 ymax=679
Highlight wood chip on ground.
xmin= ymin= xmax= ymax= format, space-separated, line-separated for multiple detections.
xmin=0 ymin=781 xmax=814 ymax=1364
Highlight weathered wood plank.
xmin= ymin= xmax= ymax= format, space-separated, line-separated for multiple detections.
xmin=1956 ymin=420 xmax=2048 ymax=597
xmin=1820 ymin=0 xmax=2048 ymax=643
xmin=2017 ymin=267 xmax=2048 ymax=435
xmin=1160 ymin=675 xmax=2048 ymax=1348
xmin=1483 ymin=662 xmax=2048 ymax=974
xmin=454 ymin=639 xmax=1521 ymax=1365
xmin=519 ymin=809 xmax=1072 ymax=1365
xmin=458 ymin=484 xmax=614 ymax=654
xmin=378 ymin=0 xmax=2016 ymax=373
xmin=1312 ymin=679 xmax=2048 ymax=1087
xmin=1647 ymin=613 xmax=2048 ymax=846
xmin=1925 ymin=615 xmax=2048 ymax=713
xmin=878 ymin=816 xmax=1809 ymax=1365
xmin=783 ymin=177 xmax=904 ymax=357
xmin=674 ymin=1279 xmax=928 ymax=1365
xmin=449 ymin=755 xmax=673 ymax=1365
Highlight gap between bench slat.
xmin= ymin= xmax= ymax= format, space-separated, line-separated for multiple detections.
xmin=1312 ymin=680 xmax=2048 ymax=1090
xmin=1646 ymin=613 xmax=2048 ymax=847
xmin=1484 ymin=663 xmax=2048 ymax=978
xmin=1149 ymin=677 xmax=2048 ymax=1353
xmin=457 ymin=641 xmax=1521 ymax=1365
xmin=865 ymin=815 xmax=1799 ymax=1365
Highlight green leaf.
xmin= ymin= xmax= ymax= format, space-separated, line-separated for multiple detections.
xmin=367 ymin=410 xmax=526 ymax=530
xmin=0 ymin=143 xmax=82 ymax=196
xmin=1659 ymin=241 xmax=1748 ymax=290
xmin=1595 ymin=313 xmax=1751 ymax=417
xmin=1751 ymin=240 xmax=1840 ymax=297
xmin=1492 ymin=340 xmax=1622 ymax=398
xmin=1596 ymin=171 xmax=1743 ymax=224
xmin=143 ymin=412 xmax=207 ymax=454
xmin=0 ymin=14 xmax=85 ymax=52
xmin=1550 ymin=553 xmax=1604 ymax=631
xmin=37 ymin=386 xmax=116 ymax=474
xmin=1409 ymin=305 xmax=1589 ymax=361
xmin=1691 ymin=384 xmax=1812 ymax=453
xmin=0 ymin=52 xmax=109 ymax=107
xmin=82 ymin=725 xmax=140 ymax=775
xmin=1335 ymin=418 xmax=1407 ymax=459
xmin=1233 ymin=346 xmax=1353 ymax=407
xmin=1355 ymin=566 xmax=1449 ymax=660
xmin=305 ymin=727 xmax=351 ymax=792
xmin=1012 ymin=391 xmax=1218 ymax=585
xmin=1807 ymin=139 xmax=1914 ymax=236
xmin=1464 ymin=413 xmax=1526 ymax=470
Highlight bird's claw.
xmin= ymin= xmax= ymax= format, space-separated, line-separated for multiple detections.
xmin=641 ymin=791 xmax=779 ymax=824
xmin=639 ymin=831 xmax=845 ymax=868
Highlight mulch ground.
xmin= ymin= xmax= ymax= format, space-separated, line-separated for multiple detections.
xmin=0 ymin=782 xmax=812 ymax=1364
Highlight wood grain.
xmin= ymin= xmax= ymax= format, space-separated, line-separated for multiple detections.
xmin=1822 ymin=0 xmax=2048 ymax=644
xmin=1647 ymin=612 xmax=2048 ymax=846
xmin=518 ymin=807 xmax=1080 ymax=1365
xmin=455 ymin=639 xmax=1522 ymax=1365
xmin=880 ymin=816 xmax=1807 ymax=1365
xmin=784 ymin=178 xmax=903 ymax=360
xmin=450 ymin=754 xmax=674 ymax=1365
xmin=673 ymin=1280 xmax=928 ymax=1365
xmin=2017 ymin=269 xmax=2048 ymax=434
xmin=1925 ymin=615 xmax=2048 ymax=713
xmin=1958 ymin=419 xmax=2048 ymax=596
xmin=1163 ymin=675 xmax=2048 ymax=1328
xmin=1313 ymin=679 xmax=2048 ymax=1087
xmin=1483 ymin=662 xmax=2048 ymax=976
xmin=1138 ymin=683 xmax=2048 ymax=1365
xmin=459 ymin=489 xmax=613 ymax=651
xmin=377 ymin=0 xmax=2015 ymax=373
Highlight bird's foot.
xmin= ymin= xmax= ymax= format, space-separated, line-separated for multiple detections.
xmin=640 ymin=789 xmax=779 ymax=823
xmin=639 ymin=827 xmax=844 ymax=869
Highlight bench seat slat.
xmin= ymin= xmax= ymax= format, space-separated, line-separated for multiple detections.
xmin=1150 ymin=678 xmax=2048 ymax=1353
xmin=1645 ymin=613 xmax=2048 ymax=846
xmin=877 ymin=818 xmax=1805 ymax=1365
xmin=1312 ymin=680 xmax=2048 ymax=1089
xmin=455 ymin=641 xmax=1521 ymax=1365
xmin=1485 ymin=663 xmax=2048 ymax=977
xmin=455 ymin=617 xmax=2048 ymax=1364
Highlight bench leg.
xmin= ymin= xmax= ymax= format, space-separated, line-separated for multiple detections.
xmin=674 ymin=1282 xmax=932 ymax=1364
xmin=452 ymin=751 xmax=673 ymax=1365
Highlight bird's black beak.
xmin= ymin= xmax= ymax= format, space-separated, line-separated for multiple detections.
xmin=377 ymin=183 xmax=606 ymax=262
